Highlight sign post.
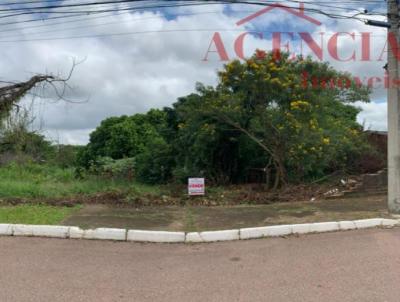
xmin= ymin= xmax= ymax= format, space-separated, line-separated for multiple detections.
xmin=188 ymin=178 xmax=205 ymax=196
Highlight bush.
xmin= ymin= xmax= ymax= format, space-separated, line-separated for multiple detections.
xmin=51 ymin=145 xmax=83 ymax=168
xmin=135 ymin=138 xmax=174 ymax=184
xmin=0 ymin=130 xmax=55 ymax=164
xmin=89 ymin=156 xmax=135 ymax=180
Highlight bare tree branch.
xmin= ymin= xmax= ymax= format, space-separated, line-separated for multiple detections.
xmin=0 ymin=75 xmax=53 ymax=114
xmin=0 ymin=58 xmax=85 ymax=116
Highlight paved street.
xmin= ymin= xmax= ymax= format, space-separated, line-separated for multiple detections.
xmin=1 ymin=228 xmax=400 ymax=302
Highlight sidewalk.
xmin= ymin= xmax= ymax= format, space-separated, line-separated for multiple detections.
xmin=62 ymin=195 xmax=390 ymax=232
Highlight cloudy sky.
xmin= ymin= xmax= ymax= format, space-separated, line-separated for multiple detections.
xmin=1 ymin=0 xmax=388 ymax=145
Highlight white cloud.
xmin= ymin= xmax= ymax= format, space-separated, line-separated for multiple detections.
xmin=356 ymin=101 xmax=387 ymax=131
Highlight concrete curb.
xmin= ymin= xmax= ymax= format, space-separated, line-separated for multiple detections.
xmin=354 ymin=218 xmax=384 ymax=229
xmin=240 ymin=225 xmax=292 ymax=240
xmin=69 ymin=227 xmax=127 ymax=241
xmin=0 ymin=218 xmax=398 ymax=243
xmin=127 ymin=230 xmax=185 ymax=243
xmin=0 ymin=224 xmax=13 ymax=236
xmin=76 ymin=228 xmax=127 ymax=241
xmin=13 ymin=225 xmax=70 ymax=238
xmin=338 ymin=221 xmax=357 ymax=230
xmin=186 ymin=230 xmax=240 ymax=243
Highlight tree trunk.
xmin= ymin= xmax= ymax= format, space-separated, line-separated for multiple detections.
xmin=0 ymin=76 xmax=54 ymax=114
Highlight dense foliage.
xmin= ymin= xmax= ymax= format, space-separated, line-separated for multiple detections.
xmin=77 ymin=109 xmax=173 ymax=183
xmin=78 ymin=51 xmax=371 ymax=186
xmin=0 ymin=118 xmax=82 ymax=167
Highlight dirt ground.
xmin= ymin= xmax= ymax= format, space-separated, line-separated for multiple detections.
xmin=0 ymin=182 xmax=342 ymax=208
xmin=62 ymin=194 xmax=390 ymax=231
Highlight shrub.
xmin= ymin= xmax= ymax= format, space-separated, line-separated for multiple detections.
xmin=89 ymin=156 xmax=135 ymax=180
xmin=135 ymin=138 xmax=174 ymax=184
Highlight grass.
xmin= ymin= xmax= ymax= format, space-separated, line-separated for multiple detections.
xmin=0 ymin=162 xmax=229 ymax=206
xmin=184 ymin=207 xmax=197 ymax=232
xmin=0 ymin=163 xmax=389 ymax=229
xmin=0 ymin=204 xmax=81 ymax=225
xmin=0 ymin=162 xmax=161 ymax=200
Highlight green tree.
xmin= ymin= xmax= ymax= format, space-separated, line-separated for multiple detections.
xmin=78 ymin=110 xmax=166 ymax=163
xmin=78 ymin=109 xmax=175 ymax=183
xmin=181 ymin=51 xmax=370 ymax=187
xmin=170 ymin=94 xmax=265 ymax=184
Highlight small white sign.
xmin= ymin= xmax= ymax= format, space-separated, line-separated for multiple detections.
xmin=188 ymin=178 xmax=205 ymax=196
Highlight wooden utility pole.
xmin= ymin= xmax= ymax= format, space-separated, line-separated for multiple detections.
xmin=387 ymin=0 xmax=400 ymax=213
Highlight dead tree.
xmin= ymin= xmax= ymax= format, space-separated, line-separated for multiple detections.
xmin=0 ymin=59 xmax=82 ymax=116
xmin=0 ymin=75 xmax=54 ymax=114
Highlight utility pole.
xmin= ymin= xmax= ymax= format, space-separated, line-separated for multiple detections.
xmin=387 ymin=0 xmax=400 ymax=213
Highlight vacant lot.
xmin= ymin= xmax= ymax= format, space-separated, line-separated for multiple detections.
xmin=59 ymin=195 xmax=389 ymax=231
xmin=0 ymin=195 xmax=389 ymax=230
xmin=0 ymin=163 xmax=160 ymax=200
xmin=0 ymin=163 xmax=346 ymax=209
xmin=0 ymin=163 xmax=390 ymax=230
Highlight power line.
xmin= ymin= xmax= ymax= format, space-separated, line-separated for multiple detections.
xmin=0 ymin=0 xmax=386 ymax=16
xmin=0 ymin=0 xmax=76 ymax=5
xmin=0 ymin=1 xmax=219 ymax=12
xmin=0 ymin=0 xmax=385 ymax=24
xmin=0 ymin=0 xmax=383 ymax=37
xmin=0 ymin=0 xmax=387 ymax=43
xmin=0 ymin=8 xmax=386 ymax=40
xmin=0 ymin=1 xmax=225 ymax=19
xmin=0 ymin=9 xmax=258 ymax=37
xmin=0 ymin=28 xmax=387 ymax=44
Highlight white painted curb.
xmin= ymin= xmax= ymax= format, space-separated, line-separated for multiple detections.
xmin=309 ymin=222 xmax=339 ymax=233
xmin=12 ymin=224 xmax=34 ymax=236
xmin=33 ymin=225 xmax=70 ymax=238
xmin=240 ymin=225 xmax=292 ymax=240
xmin=70 ymin=227 xmax=126 ymax=241
xmin=354 ymin=218 xmax=383 ymax=229
xmin=85 ymin=228 xmax=126 ymax=241
xmin=69 ymin=226 xmax=84 ymax=239
xmin=13 ymin=225 xmax=70 ymax=238
xmin=0 ymin=224 xmax=13 ymax=236
xmin=382 ymin=219 xmax=399 ymax=226
xmin=186 ymin=230 xmax=239 ymax=243
xmin=0 ymin=218 xmax=397 ymax=243
xmin=292 ymin=223 xmax=312 ymax=234
xmin=127 ymin=230 xmax=185 ymax=243
xmin=339 ymin=221 xmax=357 ymax=231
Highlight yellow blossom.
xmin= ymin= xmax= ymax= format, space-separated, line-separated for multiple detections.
xmin=350 ymin=129 xmax=358 ymax=136
xmin=270 ymin=78 xmax=281 ymax=85
xmin=226 ymin=63 xmax=234 ymax=71
xmin=309 ymin=119 xmax=318 ymax=130
xmin=290 ymin=100 xmax=310 ymax=110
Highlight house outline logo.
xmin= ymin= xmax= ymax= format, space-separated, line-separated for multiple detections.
xmin=236 ymin=2 xmax=322 ymax=26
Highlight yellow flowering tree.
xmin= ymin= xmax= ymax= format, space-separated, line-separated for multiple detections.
xmin=195 ymin=50 xmax=370 ymax=188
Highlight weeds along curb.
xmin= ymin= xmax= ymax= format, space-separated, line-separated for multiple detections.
xmin=0 ymin=218 xmax=398 ymax=243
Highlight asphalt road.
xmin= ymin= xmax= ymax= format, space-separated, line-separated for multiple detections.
xmin=1 ymin=228 xmax=400 ymax=302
